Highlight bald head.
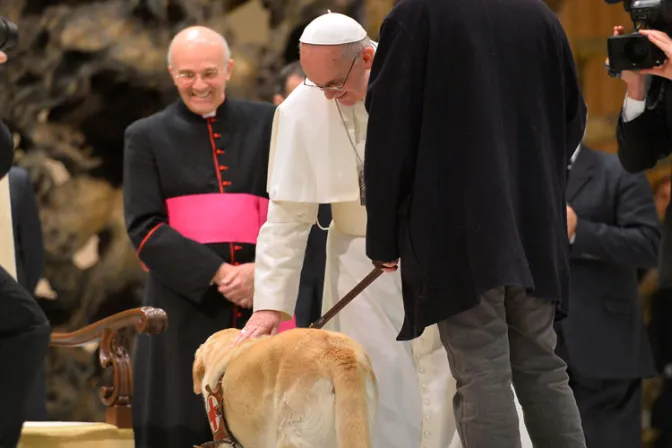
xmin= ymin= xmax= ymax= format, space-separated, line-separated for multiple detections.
xmin=167 ymin=26 xmax=231 ymax=67
xmin=167 ymin=26 xmax=235 ymax=116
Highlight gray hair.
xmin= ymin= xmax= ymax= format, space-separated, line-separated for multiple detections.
xmin=298 ymin=36 xmax=373 ymax=60
xmin=340 ymin=36 xmax=373 ymax=59
xmin=167 ymin=34 xmax=231 ymax=67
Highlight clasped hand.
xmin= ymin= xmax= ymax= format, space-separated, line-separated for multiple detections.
xmin=213 ymin=262 xmax=254 ymax=309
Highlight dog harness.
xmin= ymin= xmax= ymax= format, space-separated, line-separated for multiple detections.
xmin=196 ymin=374 xmax=243 ymax=448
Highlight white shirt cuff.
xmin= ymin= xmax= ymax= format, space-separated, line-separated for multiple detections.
xmin=622 ymin=94 xmax=646 ymax=123
xmin=569 ymin=233 xmax=576 ymax=245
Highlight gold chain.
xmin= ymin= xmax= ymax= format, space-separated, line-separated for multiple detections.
xmin=334 ymin=101 xmax=363 ymax=170
xmin=334 ymin=101 xmax=366 ymax=206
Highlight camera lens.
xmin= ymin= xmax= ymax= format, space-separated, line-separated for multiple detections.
xmin=0 ymin=17 xmax=19 ymax=52
xmin=623 ymin=38 xmax=650 ymax=64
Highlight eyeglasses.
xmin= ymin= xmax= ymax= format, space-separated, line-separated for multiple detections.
xmin=174 ymin=68 xmax=223 ymax=85
xmin=303 ymin=57 xmax=356 ymax=91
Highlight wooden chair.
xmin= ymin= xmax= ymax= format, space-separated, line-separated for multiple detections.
xmin=19 ymin=306 xmax=168 ymax=448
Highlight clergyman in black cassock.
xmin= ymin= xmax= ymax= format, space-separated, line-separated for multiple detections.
xmin=364 ymin=0 xmax=587 ymax=446
xmin=122 ymin=27 xmax=275 ymax=448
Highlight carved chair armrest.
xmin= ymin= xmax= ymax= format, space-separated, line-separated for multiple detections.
xmin=50 ymin=307 xmax=168 ymax=429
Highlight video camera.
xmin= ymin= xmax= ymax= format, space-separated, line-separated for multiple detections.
xmin=0 ymin=17 xmax=18 ymax=53
xmin=607 ymin=0 xmax=672 ymax=73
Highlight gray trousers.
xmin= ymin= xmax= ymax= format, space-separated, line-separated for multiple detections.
xmin=437 ymin=286 xmax=586 ymax=448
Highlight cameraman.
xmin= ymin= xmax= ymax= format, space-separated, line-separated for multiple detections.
xmin=0 ymin=49 xmax=51 ymax=446
xmin=617 ymin=24 xmax=672 ymax=285
xmin=617 ymin=26 xmax=672 ymax=169
xmin=615 ymin=24 xmax=672 ymax=448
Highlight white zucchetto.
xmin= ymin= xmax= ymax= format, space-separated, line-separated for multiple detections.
xmin=299 ymin=12 xmax=367 ymax=45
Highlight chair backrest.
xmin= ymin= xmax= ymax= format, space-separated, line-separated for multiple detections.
xmin=50 ymin=307 xmax=168 ymax=428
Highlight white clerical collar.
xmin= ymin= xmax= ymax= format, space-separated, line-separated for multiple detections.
xmin=569 ymin=144 xmax=581 ymax=169
xmin=201 ymin=98 xmax=226 ymax=118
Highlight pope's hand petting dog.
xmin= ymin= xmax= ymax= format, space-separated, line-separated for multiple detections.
xmin=216 ymin=263 xmax=254 ymax=308
xmin=232 ymin=310 xmax=281 ymax=345
xmin=0 ymin=51 xmax=7 ymax=64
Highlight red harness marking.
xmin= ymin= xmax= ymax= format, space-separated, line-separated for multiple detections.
xmin=206 ymin=393 xmax=221 ymax=434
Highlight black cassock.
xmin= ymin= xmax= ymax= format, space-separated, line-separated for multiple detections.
xmin=364 ymin=0 xmax=587 ymax=340
xmin=122 ymin=98 xmax=275 ymax=447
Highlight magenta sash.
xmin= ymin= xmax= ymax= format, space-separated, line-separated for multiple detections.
xmin=277 ymin=315 xmax=297 ymax=333
xmin=165 ymin=193 xmax=269 ymax=244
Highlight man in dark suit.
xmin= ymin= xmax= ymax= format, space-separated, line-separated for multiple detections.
xmin=611 ymin=24 xmax=672 ymax=448
xmin=0 ymin=49 xmax=51 ymax=446
xmin=558 ymin=143 xmax=660 ymax=448
xmin=9 ymin=166 xmax=47 ymax=421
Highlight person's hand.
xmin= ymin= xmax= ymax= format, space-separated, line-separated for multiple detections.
xmin=232 ymin=310 xmax=281 ymax=345
xmin=217 ymin=263 xmax=254 ymax=308
xmin=566 ymin=205 xmax=577 ymax=240
xmin=373 ymin=259 xmax=399 ymax=273
xmin=212 ymin=262 xmax=233 ymax=285
xmin=639 ymin=29 xmax=672 ymax=81
xmin=0 ymin=51 xmax=7 ymax=64
xmin=607 ymin=26 xmax=647 ymax=100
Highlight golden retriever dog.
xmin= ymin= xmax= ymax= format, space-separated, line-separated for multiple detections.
xmin=193 ymin=328 xmax=377 ymax=448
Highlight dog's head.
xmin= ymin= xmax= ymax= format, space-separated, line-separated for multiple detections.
xmin=192 ymin=328 xmax=242 ymax=395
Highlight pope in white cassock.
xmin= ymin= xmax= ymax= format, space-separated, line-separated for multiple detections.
xmin=235 ymin=12 xmax=532 ymax=448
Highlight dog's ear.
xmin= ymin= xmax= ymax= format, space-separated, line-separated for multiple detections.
xmin=193 ymin=346 xmax=206 ymax=395
xmin=202 ymin=336 xmax=238 ymax=392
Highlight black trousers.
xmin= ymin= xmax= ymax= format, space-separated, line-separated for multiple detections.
xmin=650 ymin=287 xmax=672 ymax=448
xmin=23 ymin=362 xmax=47 ymax=421
xmin=294 ymin=273 xmax=324 ymax=328
xmin=294 ymin=206 xmax=329 ymax=328
xmin=0 ymin=266 xmax=51 ymax=447
xmin=569 ymin=369 xmax=643 ymax=448
xmin=653 ymin=379 xmax=672 ymax=448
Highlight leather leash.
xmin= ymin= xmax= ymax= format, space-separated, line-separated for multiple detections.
xmin=196 ymin=266 xmax=384 ymax=448
xmin=309 ymin=267 xmax=384 ymax=329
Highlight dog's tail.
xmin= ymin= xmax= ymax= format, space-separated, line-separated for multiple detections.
xmin=330 ymin=346 xmax=377 ymax=448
